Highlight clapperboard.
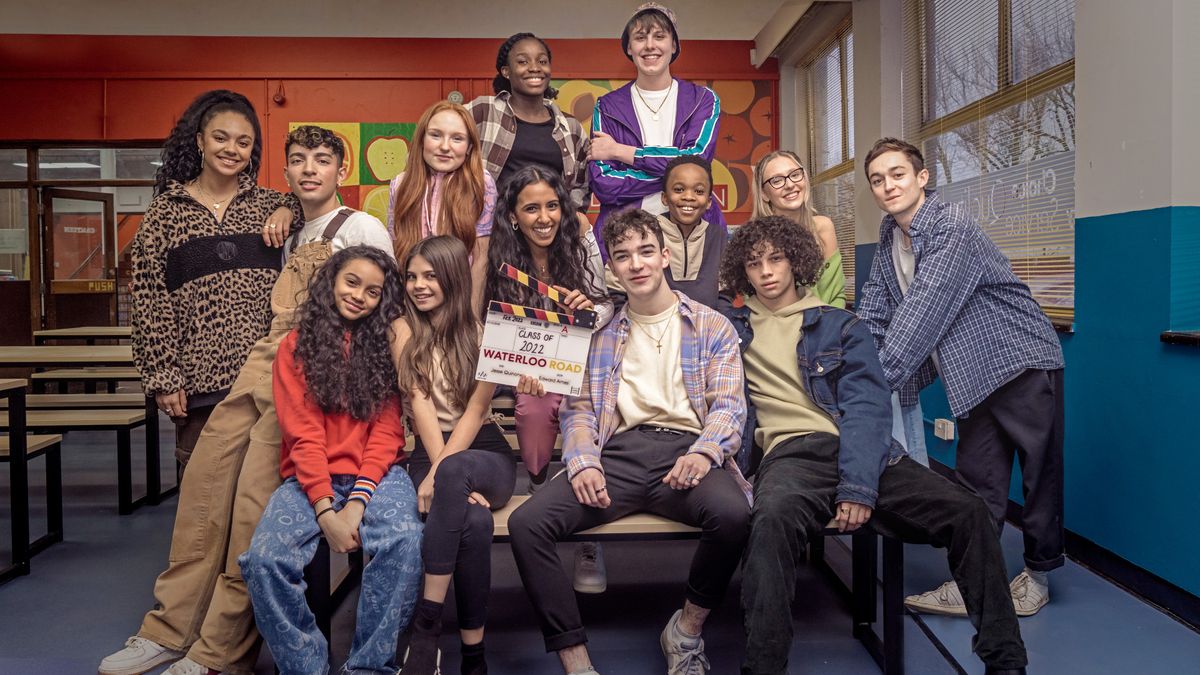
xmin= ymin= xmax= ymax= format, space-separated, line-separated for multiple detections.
xmin=476 ymin=263 xmax=597 ymax=396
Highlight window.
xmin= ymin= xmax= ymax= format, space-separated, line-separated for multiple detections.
xmin=805 ymin=23 xmax=857 ymax=304
xmin=907 ymin=0 xmax=1076 ymax=326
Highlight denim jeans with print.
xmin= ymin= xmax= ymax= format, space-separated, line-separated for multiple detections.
xmin=240 ymin=467 xmax=423 ymax=674
xmin=892 ymin=392 xmax=928 ymax=466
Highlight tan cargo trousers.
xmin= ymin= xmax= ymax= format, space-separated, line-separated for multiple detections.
xmin=136 ymin=235 xmax=339 ymax=674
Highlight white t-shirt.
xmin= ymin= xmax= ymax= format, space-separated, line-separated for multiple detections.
xmin=285 ymin=208 xmax=395 ymax=261
xmin=893 ymin=231 xmax=943 ymax=377
xmin=632 ymin=81 xmax=679 ymax=214
xmin=615 ymin=301 xmax=701 ymax=435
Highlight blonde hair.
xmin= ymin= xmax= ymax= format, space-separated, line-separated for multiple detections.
xmin=752 ymin=150 xmax=818 ymax=237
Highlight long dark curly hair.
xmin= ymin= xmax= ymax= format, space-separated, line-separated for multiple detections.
xmin=153 ymin=89 xmax=262 ymax=196
xmin=493 ymin=33 xmax=559 ymax=99
xmin=293 ymin=246 xmax=403 ymax=421
xmin=483 ymin=166 xmax=604 ymax=313
xmin=720 ymin=215 xmax=825 ymax=298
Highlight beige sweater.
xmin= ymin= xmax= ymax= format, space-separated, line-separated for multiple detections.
xmin=743 ymin=293 xmax=840 ymax=455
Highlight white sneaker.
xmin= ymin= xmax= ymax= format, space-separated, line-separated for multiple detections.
xmin=904 ymin=580 xmax=968 ymax=617
xmin=573 ymin=541 xmax=607 ymax=593
xmin=1010 ymin=570 xmax=1049 ymax=616
xmin=163 ymin=658 xmax=210 ymax=675
xmin=660 ymin=609 xmax=710 ymax=675
xmin=98 ymin=636 xmax=184 ymax=675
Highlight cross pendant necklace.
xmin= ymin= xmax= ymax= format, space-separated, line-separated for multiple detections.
xmin=631 ymin=314 xmax=673 ymax=353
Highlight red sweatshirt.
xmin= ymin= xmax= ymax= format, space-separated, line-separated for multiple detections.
xmin=274 ymin=330 xmax=407 ymax=505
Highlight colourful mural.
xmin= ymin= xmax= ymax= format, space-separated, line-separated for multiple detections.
xmin=293 ymin=79 xmax=774 ymax=225
xmin=288 ymin=122 xmax=416 ymax=225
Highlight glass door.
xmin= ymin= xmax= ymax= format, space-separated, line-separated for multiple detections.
xmin=40 ymin=188 xmax=117 ymax=329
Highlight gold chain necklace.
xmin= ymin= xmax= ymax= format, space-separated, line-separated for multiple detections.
xmin=633 ymin=84 xmax=670 ymax=122
xmin=630 ymin=313 xmax=675 ymax=354
xmin=191 ymin=180 xmax=237 ymax=215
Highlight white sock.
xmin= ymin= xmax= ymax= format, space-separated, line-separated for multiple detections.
xmin=1024 ymin=567 xmax=1049 ymax=587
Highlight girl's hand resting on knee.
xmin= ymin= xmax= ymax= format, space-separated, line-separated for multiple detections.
xmin=467 ymin=491 xmax=490 ymax=508
xmin=418 ymin=474 xmax=436 ymax=514
xmin=317 ymin=508 xmax=360 ymax=553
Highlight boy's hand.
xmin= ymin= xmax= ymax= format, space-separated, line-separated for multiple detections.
xmin=516 ymin=374 xmax=546 ymax=398
xmin=589 ymin=131 xmax=634 ymax=164
xmin=318 ymin=508 xmax=360 ymax=553
xmin=834 ymin=502 xmax=872 ymax=532
xmin=664 ymin=452 xmax=712 ymax=490
xmin=570 ymin=467 xmax=611 ymax=508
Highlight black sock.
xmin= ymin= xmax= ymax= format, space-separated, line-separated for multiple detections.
xmin=460 ymin=640 xmax=487 ymax=675
xmin=414 ymin=598 xmax=444 ymax=633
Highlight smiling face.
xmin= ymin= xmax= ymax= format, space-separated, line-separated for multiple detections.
xmin=333 ymin=257 xmax=384 ymax=321
xmin=195 ymin=111 xmax=255 ymax=178
xmin=868 ymin=150 xmax=929 ymax=224
xmin=422 ymin=110 xmax=471 ymax=174
xmin=760 ymin=155 xmax=809 ymax=216
xmin=608 ymin=229 xmax=669 ymax=300
xmin=284 ymin=142 xmax=346 ymax=212
xmin=626 ymin=18 xmax=676 ymax=79
xmin=405 ymin=254 xmax=445 ymax=313
xmin=744 ymin=241 xmax=801 ymax=310
xmin=503 ymin=38 xmax=551 ymax=98
xmin=661 ymin=163 xmax=712 ymax=228
xmin=512 ymin=181 xmax=561 ymax=252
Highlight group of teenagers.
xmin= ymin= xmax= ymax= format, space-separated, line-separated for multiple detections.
xmin=99 ymin=4 xmax=1064 ymax=675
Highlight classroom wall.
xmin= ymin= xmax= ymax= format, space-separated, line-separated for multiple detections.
xmin=0 ymin=35 xmax=778 ymax=222
xmin=845 ymin=0 xmax=1200 ymax=598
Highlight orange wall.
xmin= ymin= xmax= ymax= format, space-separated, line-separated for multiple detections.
xmin=0 ymin=35 xmax=778 ymax=198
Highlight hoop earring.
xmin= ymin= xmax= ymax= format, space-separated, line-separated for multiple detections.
xmin=511 ymin=220 xmax=518 ymax=231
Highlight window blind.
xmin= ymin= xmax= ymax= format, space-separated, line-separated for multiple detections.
xmin=905 ymin=0 xmax=1076 ymax=326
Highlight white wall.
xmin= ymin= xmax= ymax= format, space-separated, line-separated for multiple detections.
xmin=1 ymin=0 xmax=786 ymax=40
xmin=1075 ymin=0 xmax=1200 ymax=217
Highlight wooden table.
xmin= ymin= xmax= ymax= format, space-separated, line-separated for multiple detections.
xmin=0 ymin=345 xmax=133 ymax=366
xmin=1 ymin=378 xmax=30 ymax=582
xmin=34 ymin=326 xmax=132 ymax=345
xmin=0 ymin=348 xmax=173 ymax=510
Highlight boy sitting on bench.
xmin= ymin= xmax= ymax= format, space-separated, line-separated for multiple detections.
xmin=509 ymin=208 xmax=750 ymax=675
xmin=719 ymin=216 xmax=1028 ymax=675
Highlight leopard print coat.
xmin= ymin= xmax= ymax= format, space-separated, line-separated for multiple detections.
xmin=131 ymin=174 xmax=300 ymax=399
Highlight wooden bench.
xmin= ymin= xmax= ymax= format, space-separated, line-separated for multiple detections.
xmin=1 ymin=393 xmax=147 ymax=409
xmin=30 ymin=367 xmax=141 ymax=394
xmin=493 ymin=495 xmax=905 ymax=674
xmin=0 ymin=408 xmax=170 ymax=515
xmin=0 ymin=433 xmax=63 ymax=584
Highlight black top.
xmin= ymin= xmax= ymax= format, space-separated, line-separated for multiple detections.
xmin=497 ymin=117 xmax=563 ymax=189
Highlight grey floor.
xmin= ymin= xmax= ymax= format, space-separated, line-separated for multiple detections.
xmin=1 ymin=414 xmax=1198 ymax=674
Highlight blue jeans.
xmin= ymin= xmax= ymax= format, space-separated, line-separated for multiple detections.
xmin=240 ymin=467 xmax=423 ymax=675
xmin=891 ymin=393 xmax=928 ymax=466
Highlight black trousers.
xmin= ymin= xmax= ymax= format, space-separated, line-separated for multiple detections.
xmin=741 ymin=433 xmax=1027 ymax=675
xmin=406 ymin=422 xmax=515 ymax=630
xmin=509 ymin=428 xmax=751 ymax=652
xmin=957 ymin=367 xmax=1065 ymax=571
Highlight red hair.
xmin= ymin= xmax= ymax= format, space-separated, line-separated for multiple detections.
xmin=391 ymin=101 xmax=487 ymax=263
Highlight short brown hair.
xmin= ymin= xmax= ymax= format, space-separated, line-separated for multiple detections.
xmin=602 ymin=208 xmax=665 ymax=253
xmin=863 ymin=137 xmax=925 ymax=178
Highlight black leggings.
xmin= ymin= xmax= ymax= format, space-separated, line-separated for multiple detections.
xmin=406 ymin=422 xmax=515 ymax=630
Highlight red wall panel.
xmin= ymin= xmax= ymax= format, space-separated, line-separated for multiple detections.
xmin=104 ymin=79 xmax=268 ymax=140
xmin=0 ymin=79 xmax=104 ymax=139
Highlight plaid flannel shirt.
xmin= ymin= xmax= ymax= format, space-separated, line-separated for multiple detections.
xmin=560 ymin=291 xmax=750 ymax=498
xmin=465 ymin=92 xmax=591 ymax=212
xmin=856 ymin=190 xmax=1064 ymax=417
